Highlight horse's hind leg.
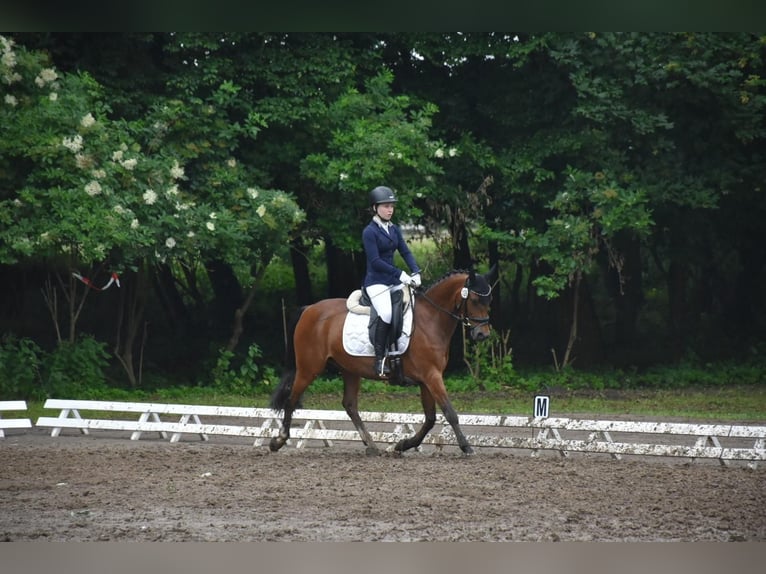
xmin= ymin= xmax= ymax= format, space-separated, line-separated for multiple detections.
xmin=269 ymin=370 xmax=312 ymax=452
xmin=269 ymin=406 xmax=294 ymax=452
xmin=341 ymin=372 xmax=380 ymax=456
xmin=394 ymin=383 xmax=436 ymax=453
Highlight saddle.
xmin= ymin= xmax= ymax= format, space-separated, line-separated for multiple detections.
xmin=343 ymin=287 xmax=413 ymax=358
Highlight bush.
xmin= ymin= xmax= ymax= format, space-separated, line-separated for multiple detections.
xmin=0 ymin=335 xmax=44 ymax=399
xmin=208 ymin=343 xmax=277 ymax=395
xmin=43 ymin=335 xmax=110 ymax=398
xmin=463 ymin=330 xmax=516 ymax=391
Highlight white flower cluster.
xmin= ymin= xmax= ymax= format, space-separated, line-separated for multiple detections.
xmin=112 ymin=146 xmax=137 ymax=170
xmin=1 ymin=36 xmax=22 ymax=86
xmin=34 ymin=68 xmax=58 ymax=88
xmin=143 ymin=189 xmax=158 ymax=205
xmin=434 ymin=147 xmax=458 ymax=158
xmin=80 ymin=113 xmax=96 ymax=128
xmin=84 ymin=181 xmax=102 ymax=196
xmin=169 ymin=160 xmax=184 ymax=180
xmin=62 ymin=134 xmax=83 ymax=153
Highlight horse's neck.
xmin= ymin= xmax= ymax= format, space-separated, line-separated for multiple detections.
xmin=428 ymin=275 xmax=465 ymax=307
xmin=419 ymin=274 xmax=466 ymax=334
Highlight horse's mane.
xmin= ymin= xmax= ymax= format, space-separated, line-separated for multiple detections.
xmin=425 ymin=269 xmax=471 ymax=290
xmin=424 ymin=268 xmax=491 ymax=302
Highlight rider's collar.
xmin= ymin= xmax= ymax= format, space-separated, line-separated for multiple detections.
xmin=373 ymin=215 xmax=392 ymax=229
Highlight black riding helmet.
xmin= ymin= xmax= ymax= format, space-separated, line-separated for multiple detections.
xmin=369 ymin=186 xmax=397 ymax=206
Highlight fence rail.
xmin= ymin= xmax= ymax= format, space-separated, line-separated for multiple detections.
xmin=33 ymin=399 xmax=766 ymax=467
xmin=0 ymin=400 xmax=32 ymax=438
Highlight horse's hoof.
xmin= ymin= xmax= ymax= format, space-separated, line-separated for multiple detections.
xmin=365 ymin=446 xmax=381 ymax=457
xmin=461 ymin=446 xmax=475 ymax=456
xmin=269 ymin=438 xmax=282 ymax=452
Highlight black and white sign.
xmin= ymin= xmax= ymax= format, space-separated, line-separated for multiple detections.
xmin=534 ymin=395 xmax=550 ymax=418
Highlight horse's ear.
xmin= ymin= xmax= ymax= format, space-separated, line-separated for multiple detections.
xmin=484 ymin=263 xmax=499 ymax=286
xmin=468 ymin=269 xmax=477 ymax=284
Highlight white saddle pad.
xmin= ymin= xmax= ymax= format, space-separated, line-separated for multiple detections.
xmin=342 ymin=291 xmax=413 ymax=357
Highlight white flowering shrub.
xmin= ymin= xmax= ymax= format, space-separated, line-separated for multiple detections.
xmin=1 ymin=35 xmax=303 ymax=276
xmin=0 ymin=35 xmax=304 ymax=370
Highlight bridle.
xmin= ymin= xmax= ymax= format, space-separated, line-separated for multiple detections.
xmin=415 ymin=277 xmax=492 ymax=329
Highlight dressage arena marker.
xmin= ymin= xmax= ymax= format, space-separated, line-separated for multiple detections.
xmin=534 ymin=395 xmax=550 ymax=418
xmin=34 ymin=398 xmax=766 ymax=467
xmin=0 ymin=401 xmax=32 ymax=438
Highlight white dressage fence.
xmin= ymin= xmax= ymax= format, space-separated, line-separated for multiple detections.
xmin=34 ymin=398 xmax=766 ymax=468
xmin=0 ymin=400 xmax=32 ymax=438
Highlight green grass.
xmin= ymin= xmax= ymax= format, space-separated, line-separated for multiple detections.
xmin=24 ymin=383 xmax=766 ymax=423
xmin=301 ymin=385 xmax=766 ymax=422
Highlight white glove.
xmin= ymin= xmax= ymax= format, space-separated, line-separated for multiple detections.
xmin=399 ymin=270 xmax=412 ymax=285
xmin=411 ymin=273 xmax=422 ymax=287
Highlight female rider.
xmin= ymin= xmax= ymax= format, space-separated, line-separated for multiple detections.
xmin=362 ymin=186 xmax=421 ymax=377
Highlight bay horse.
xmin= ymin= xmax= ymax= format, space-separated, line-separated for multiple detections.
xmin=269 ymin=267 xmax=496 ymax=455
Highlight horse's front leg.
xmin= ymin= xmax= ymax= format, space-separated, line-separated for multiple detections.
xmin=416 ymin=371 xmax=474 ymax=455
xmin=394 ymin=383 xmax=436 ymax=453
xmin=440 ymin=397 xmax=473 ymax=455
xmin=342 ymin=372 xmax=380 ymax=456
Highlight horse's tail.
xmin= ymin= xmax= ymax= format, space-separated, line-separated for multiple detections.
xmin=270 ymin=305 xmax=306 ymax=412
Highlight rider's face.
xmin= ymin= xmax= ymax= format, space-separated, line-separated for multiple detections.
xmin=376 ymin=202 xmax=395 ymax=221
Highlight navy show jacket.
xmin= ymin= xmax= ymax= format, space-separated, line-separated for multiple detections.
xmin=362 ymin=220 xmax=420 ymax=287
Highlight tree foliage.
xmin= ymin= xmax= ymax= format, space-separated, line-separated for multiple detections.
xmin=1 ymin=32 xmax=765 ymax=394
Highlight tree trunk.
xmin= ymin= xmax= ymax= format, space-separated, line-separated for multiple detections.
xmin=731 ymin=244 xmax=765 ymax=342
xmin=488 ymin=240 xmax=504 ymax=330
xmin=324 ymin=239 xmax=362 ymax=298
xmin=225 ymin=264 xmax=268 ymax=352
xmin=667 ymin=259 xmax=687 ymax=362
xmin=611 ymin=234 xmax=644 ymax=348
xmin=152 ymin=263 xmax=189 ymax=332
xmin=113 ymin=265 xmax=148 ymax=388
xmin=290 ymin=237 xmax=313 ymax=306
xmin=452 ymin=220 xmax=473 ymax=270
xmin=561 ymin=271 xmax=581 ymax=369
xmin=204 ymin=259 xmax=243 ymax=336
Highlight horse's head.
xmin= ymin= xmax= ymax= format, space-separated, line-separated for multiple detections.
xmin=461 ymin=265 xmax=497 ymax=342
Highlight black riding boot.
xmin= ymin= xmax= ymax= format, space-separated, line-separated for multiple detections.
xmin=373 ymin=320 xmax=391 ymax=378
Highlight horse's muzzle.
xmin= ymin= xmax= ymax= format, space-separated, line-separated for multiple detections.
xmin=470 ymin=325 xmax=491 ymax=342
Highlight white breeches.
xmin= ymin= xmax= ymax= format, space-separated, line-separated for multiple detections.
xmin=365 ymin=284 xmax=403 ymax=324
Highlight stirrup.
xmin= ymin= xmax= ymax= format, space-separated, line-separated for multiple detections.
xmin=374 ymin=357 xmax=390 ymax=377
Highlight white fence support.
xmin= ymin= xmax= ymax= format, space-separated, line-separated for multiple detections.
xmin=0 ymin=400 xmax=32 ymax=438
xmin=34 ymin=399 xmax=766 ymax=467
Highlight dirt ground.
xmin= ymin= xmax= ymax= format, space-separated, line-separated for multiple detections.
xmin=0 ymin=427 xmax=764 ymax=542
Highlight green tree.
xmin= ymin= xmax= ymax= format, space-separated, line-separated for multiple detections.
xmin=0 ymin=35 xmax=303 ymax=387
xmin=301 ymin=69 xmax=446 ymax=252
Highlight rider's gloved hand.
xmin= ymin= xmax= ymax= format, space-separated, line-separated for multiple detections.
xmin=399 ymin=270 xmax=412 ymax=285
xmin=411 ymin=273 xmax=422 ymax=287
